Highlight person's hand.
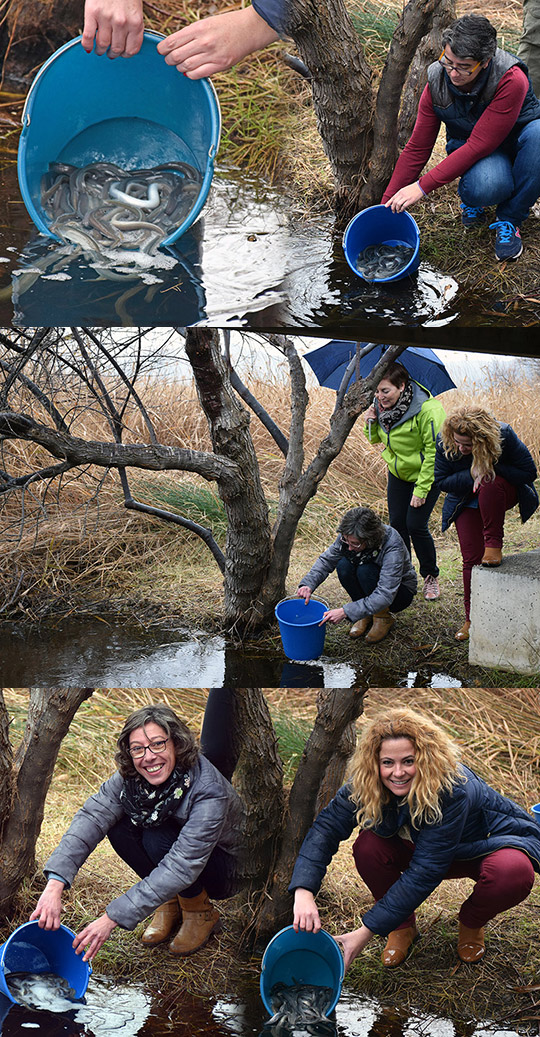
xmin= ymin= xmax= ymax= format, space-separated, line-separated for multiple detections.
xmin=293 ymin=889 xmax=321 ymax=933
xmin=364 ymin=404 xmax=377 ymax=422
xmin=29 ymin=879 xmax=64 ymax=930
xmin=82 ymin=0 xmax=144 ymax=57
xmin=384 ymin=182 xmax=424 ymax=213
xmin=472 ymin=475 xmax=484 ymax=493
xmin=297 ymin=585 xmax=312 ymax=604
xmin=156 ymin=7 xmax=279 ymax=80
xmin=410 ymin=495 xmax=426 ymax=508
xmin=335 ymin=924 xmax=374 ymax=971
xmin=320 ymin=607 xmax=346 ymax=625
xmin=72 ymin=913 xmax=117 ymax=962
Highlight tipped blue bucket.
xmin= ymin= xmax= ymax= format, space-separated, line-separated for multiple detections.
xmin=0 ymin=921 xmax=91 ymax=1005
xmin=275 ymin=597 xmax=328 ymax=661
xmin=260 ymin=926 xmax=344 ymax=1017
xmin=18 ymin=32 xmax=221 ymax=246
xmin=532 ymin=803 xmax=540 ymax=822
xmin=343 ymin=204 xmax=420 ymax=282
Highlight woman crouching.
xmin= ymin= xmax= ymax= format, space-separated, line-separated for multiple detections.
xmin=297 ymin=506 xmax=417 ymax=643
xmin=291 ymin=707 xmax=538 ymax=970
xmin=30 ymin=704 xmax=244 ymax=961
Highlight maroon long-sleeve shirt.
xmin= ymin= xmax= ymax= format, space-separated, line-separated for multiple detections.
xmin=381 ymin=65 xmax=529 ymax=201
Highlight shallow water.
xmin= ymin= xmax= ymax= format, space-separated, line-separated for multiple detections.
xmin=0 ymin=977 xmax=523 ymax=1037
xmin=3 ymin=106 xmax=524 ymax=329
xmin=0 ymin=615 xmax=466 ymax=688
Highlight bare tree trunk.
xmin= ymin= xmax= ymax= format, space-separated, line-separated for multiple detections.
xmin=315 ymin=720 xmax=357 ymax=814
xmin=398 ymin=0 xmax=457 ymax=147
xmin=233 ymin=690 xmax=285 ymax=891
xmin=0 ymin=694 xmax=14 ymax=838
xmin=0 ymin=688 xmax=94 ymax=916
xmin=249 ymin=691 xmax=365 ymax=943
xmin=184 ymin=330 xmax=272 ymax=632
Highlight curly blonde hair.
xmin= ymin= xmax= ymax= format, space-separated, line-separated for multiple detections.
xmin=440 ymin=406 xmax=502 ymax=481
xmin=348 ymin=707 xmax=462 ymax=829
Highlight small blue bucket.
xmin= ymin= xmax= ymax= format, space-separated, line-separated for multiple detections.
xmin=0 ymin=921 xmax=91 ymax=1005
xmin=260 ymin=926 xmax=344 ymax=1017
xmin=18 ymin=32 xmax=221 ymax=246
xmin=343 ymin=204 xmax=420 ymax=282
xmin=275 ymin=597 xmax=328 ymax=661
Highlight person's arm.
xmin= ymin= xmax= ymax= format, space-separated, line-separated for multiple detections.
xmin=413 ymin=401 xmax=446 ymax=501
xmin=494 ymin=427 xmax=538 ymax=485
xmin=433 ymin=444 xmax=475 ymax=497
xmin=297 ymin=538 xmax=342 ymax=595
xmin=43 ymin=772 xmax=126 ymax=888
xmin=81 ymin=0 xmax=144 ymax=57
xmin=289 ymin=784 xmax=357 ymax=898
xmin=419 ymin=66 xmax=530 ymax=194
xmin=381 ymin=85 xmax=441 ymax=204
xmin=156 ymin=6 xmax=279 ymax=80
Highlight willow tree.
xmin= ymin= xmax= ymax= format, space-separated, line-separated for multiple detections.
xmin=0 ymin=327 xmax=406 ymax=632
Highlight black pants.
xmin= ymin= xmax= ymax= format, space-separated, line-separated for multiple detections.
xmin=108 ymin=814 xmax=234 ymax=900
xmin=387 ymin=471 xmax=440 ymax=578
xmin=336 ymin=557 xmax=415 ymax=614
xmin=200 ymin=687 xmax=238 ymax=782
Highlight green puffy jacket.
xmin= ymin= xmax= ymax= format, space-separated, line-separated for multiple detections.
xmin=364 ymin=381 xmax=446 ymax=499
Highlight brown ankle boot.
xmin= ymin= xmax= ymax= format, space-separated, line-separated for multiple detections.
xmin=457 ymin=922 xmax=485 ymax=962
xmin=349 ymin=617 xmax=372 ymax=638
xmin=481 ymin=547 xmax=502 ymax=567
xmin=381 ymin=925 xmax=418 ymax=966
xmin=365 ymin=608 xmax=395 ymax=643
xmin=169 ymin=890 xmax=221 ymax=956
xmin=141 ymin=898 xmax=181 ymax=946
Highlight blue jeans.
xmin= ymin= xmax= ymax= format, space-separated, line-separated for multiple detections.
xmin=448 ymin=120 xmax=540 ymax=226
xmin=336 ymin=558 xmax=415 ymax=614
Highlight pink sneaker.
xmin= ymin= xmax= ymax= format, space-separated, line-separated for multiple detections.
xmin=423 ymin=575 xmax=440 ymax=601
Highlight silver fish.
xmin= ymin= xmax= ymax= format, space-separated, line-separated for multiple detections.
xmin=265 ymin=983 xmax=336 ymax=1035
xmin=6 ymin=971 xmax=79 ymax=1013
xmin=355 ymin=242 xmax=414 ymax=280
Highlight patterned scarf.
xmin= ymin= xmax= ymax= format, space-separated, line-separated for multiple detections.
xmin=119 ymin=765 xmax=192 ymax=827
xmin=341 ymin=542 xmax=381 ymax=566
xmin=376 ymin=380 xmax=414 ymax=433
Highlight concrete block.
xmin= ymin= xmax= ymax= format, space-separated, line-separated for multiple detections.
xmin=469 ymin=549 xmax=540 ymax=674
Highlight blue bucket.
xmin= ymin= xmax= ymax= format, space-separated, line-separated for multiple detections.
xmin=275 ymin=597 xmax=328 ymax=661
xmin=343 ymin=204 xmax=420 ymax=282
xmin=0 ymin=921 xmax=91 ymax=1005
xmin=531 ymin=803 xmax=540 ymax=822
xmin=260 ymin=926 xmax=344 ymax=1017
xmin=18 ymin=32 xmax=221 ymax=246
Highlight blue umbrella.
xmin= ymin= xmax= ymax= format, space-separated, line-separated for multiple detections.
xmin=304 ymin=340 xmax=456 ymax=396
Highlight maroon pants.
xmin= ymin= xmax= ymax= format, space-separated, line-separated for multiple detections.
xmin=353 ymin=829 xmax=535 ymax=930
xmin=454 ymin=475 xmax=518 ymax=621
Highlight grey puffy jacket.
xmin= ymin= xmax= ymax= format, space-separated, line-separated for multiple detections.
xmin=299 ymin=525 xmax=418 ymax=622
xmin=44 ymin=756 xmax=245 ymax=929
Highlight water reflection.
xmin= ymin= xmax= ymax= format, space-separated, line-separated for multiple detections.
xmin=0 ymin=984 xmax=522 ymax=1037
xmin=0 ymin=616 xmax=464 ymax=689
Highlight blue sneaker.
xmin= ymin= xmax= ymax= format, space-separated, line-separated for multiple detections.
xmin=489 ymin=220 xmax=523 ymax=261
xmin=460 ymin=203 xmax=487 ymax=229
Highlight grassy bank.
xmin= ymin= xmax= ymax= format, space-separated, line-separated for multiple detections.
xmin=2 ymin=688 xmax=540 ymax=1027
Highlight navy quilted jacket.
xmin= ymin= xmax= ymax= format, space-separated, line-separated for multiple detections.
xmin=289 ymin=765 xmax=540 ymax=936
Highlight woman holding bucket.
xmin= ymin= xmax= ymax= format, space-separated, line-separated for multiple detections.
xmin=363 ymin=362 xmax=446 ymax=602
xmin=382 ymin=14 xmax=540 ymax=262
xmin=297 ymin=506 xmax=417 ymax=644
xmin=291 ymin=707 xmax=539 ymax=971
xmin=30 ymin=702 xmax=244 ymax=962
xmin=433 ymin=406 xmax=538 ymax=641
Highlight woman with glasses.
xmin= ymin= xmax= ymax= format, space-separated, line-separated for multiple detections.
xmin=363 ymin=362 xmax=446 ymax=602
xmin=382 ymin=14 xmax=540 ymax=261
xmin=29 ymin=703 xmax=244 ymax=961
xmin=434 ymin=407 xmax=538 ymax=641
xmin=297 ymin=505 xmax=417 ymax=643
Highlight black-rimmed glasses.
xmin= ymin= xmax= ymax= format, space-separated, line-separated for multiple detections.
xmin=438 ymin=51 xmax=482 ymax=75
xmin=128 ymin=738 xmax=169 ymax=759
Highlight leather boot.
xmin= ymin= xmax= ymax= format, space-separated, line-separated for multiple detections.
xmin=381 ymin=925 xmax=418 ymax=967
xmin=169 ymin=890 xmax=221 ymax=956
xmin=349 ymin=617 xmax=372 ymax=638
xmin=457 ymin=922 xmax=485 ymax=962
xmin=365 ymin=608 xmax=395 ymax=643
xmin=481 ymin=547 xmax=502 ymax=567
xmin=141 ymin=898 xmax=181 ymax=946
xmin=455 ymin=620 xmax=471 ymax=642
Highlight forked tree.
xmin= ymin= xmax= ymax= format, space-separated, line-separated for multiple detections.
xmin=0 ymin=327 xmax=405 ymax=632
